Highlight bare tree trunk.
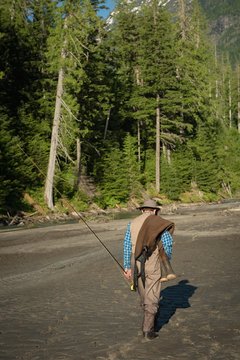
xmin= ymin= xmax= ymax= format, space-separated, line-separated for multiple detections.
xmin=238 ymin=100 xmax=240 ymax=133
xmin=215 ymin=80 xmax=219 ymax=99
xmin=10 ymin=0 xmax=15 ymax=21
xmin=162 ymin=144 xmax=166 ymax=158
xmin=195 ymin=19 xmax=200 ymax=49
xmin=44 ymin=66 xmax=64 ymax=209
xmin=214 ymin=43 xmax=218 ymax=67
xmin=222 ymin=56 xmax=226 ymax=123
xmin=178 ymin=0 xmax=186 ymax=40
xmin=44 ymin=21 xmax=67 ymax=209
xmin=137 ymin=120 xmax=141 ymax=168
xmin=238 ymin=65 xmax=240 ymax=133
xmin=104 ymin=108 xmax=111 ymax=140
xmin=163 ymin=144 xmax=171 ymax=165
xmin=134 ymin=66 xmax=143 ymax=167
xmin=167 ymin=148 xmax=171 ymax=165
xmin=156 ymin=94 xmax=160 ymax=193
xmin=229 ymin=79 xmax=232 ymax=128
xmin=75 ymin=137 xmax=81 ymax=190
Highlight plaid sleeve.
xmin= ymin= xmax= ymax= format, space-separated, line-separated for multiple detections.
xmin=123 ymin=222 xmax=132 ymax=269
xmin=161 ymin=230 xmax=173 ymax=259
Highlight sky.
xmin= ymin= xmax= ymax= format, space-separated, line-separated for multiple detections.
xmin=98 ymin=0 xmax=116 ymax=18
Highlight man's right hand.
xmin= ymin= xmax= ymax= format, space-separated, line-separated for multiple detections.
xmin=124 ymin=268 xmax=132 ymax=280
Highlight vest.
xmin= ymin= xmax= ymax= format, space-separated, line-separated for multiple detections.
xmin=132 ymin=214 xmax=175 ymax=289
xmin=135 ymin=215 xmax=175 ymax=259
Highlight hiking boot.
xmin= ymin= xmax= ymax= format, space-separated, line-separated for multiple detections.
xmin=143 ymin=331 xmax=158 ymax=340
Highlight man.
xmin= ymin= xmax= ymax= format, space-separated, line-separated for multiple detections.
xmin=123 ymin=199 xmax=175 ymax=340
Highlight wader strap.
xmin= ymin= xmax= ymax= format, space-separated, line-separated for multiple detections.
xmin=133 ymin=246 xmax=150 ymax=290
xmin=133 ymin=262 xmax=139 ymax=291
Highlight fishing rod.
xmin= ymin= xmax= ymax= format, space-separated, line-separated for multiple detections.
xmin=17 ymin=144 xmax=126 ymax=274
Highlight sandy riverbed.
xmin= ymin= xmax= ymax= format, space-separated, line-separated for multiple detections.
xmin=0 ymin=203 xmax=239 ymax=360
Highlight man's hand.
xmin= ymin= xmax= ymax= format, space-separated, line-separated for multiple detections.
xmin=124 ymin=268 xmax=132 ymax=280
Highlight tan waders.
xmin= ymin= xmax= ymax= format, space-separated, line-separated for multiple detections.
xmin=136 ymin=247 xmax=161 ymax=340
xmin=130 ymin=211 xmax=176 ymax=340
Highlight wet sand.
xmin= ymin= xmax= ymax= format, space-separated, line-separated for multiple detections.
xmin=0 ymin=204 xmax=240 ymax=360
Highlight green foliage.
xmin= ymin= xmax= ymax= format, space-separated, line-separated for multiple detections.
xmin=143 ymin=149 xmax=155 ymax=186
xmin=97 ymin=146 xmax=129 ymax=207
xmin=0 ymin=113 xmax=34 ymax=212
xmin=161 ymin=147 xmax=194 ymax=200
xmin=67 ymin=190 xmax=90 ymax=212
xmin=137 ymin=3 xmax=183 ymax=146
xmin=1 ymin=0 xmax=240 ymax=214
xmin=55 ymin=167 xmax=77 ymax=199
xmin=190 ymin=122 xmax=220 ymax=193
xmin=199 ymin=0 xmax=240 ymax=66
xmin=216 ymin=128 xmax=240 ymax=196
xmin=25 ymin=187 xmax=48 ymax=212
xmin=122 ymin=133 xmax=142 ymax=199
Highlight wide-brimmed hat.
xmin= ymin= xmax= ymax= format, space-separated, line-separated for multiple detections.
xmin=137 ymin=199 xmax=161 ymax=210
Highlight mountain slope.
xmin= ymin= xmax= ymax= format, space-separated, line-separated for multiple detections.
xmin=107 ymin=0 xmax=240 ymax=66
xmin=165 ymin=0 xmax=240 ymax=66
xmin=199 ymin=0 xmax=240 ymax=65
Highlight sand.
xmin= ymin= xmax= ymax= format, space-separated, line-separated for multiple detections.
xmin=0 ymin=203 xmax=239 ymax=360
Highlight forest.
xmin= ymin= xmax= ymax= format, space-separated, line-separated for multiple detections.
xmin=1 ymin=0 xmax=240 ymax=216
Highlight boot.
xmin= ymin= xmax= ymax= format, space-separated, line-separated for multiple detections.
xmin=160 ymin=260 xmax=168 ymax=283
xmin=163 ymin=256 xmax=177 ymax=281
xmin=159 ymin=243 xmax=177 ymax=282
xmin=142 ymin=311 xmax=158 ymax=340
xmin=143 ymin=331 xmax=158 ymax=340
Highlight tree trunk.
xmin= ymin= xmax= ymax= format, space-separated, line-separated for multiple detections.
xmin=44 ymin=20 xmax=67 ymax=209
xmin=238 ymin=101 xmax=240 ymax=134
xmin=75 ymin=137 xmax=81 ymax=190
xmin=137 ymin=119 xmax=141 ymax=168
xmin=178 ymin=0 xmax=186 ymax=40
xmin=10 ymin=0 xmax=16 ymax=22
xmin=163 ymin=144 xmax=171 ymax=165
xmin=104 ymin=108 xmax=111 ymax=140
xmin=238 ymin=65 xmax=240 ymax=133
xmin=156 ymin=94 xmax=160 ymax=193
xmin=134 ymin=66 xmax=142 ymax=167
xmin=229 ymin=79 xmax=232 ymax=128
xmin=44 ymin=66 xmax=64 ymax=209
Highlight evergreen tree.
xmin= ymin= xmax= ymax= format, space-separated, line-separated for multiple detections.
xmin=161 ymin=145 xmax=194 ymax=200
xmin=137 ymin=1 xmax=180 ymax=192
xmin=105 ymin=0 xmax=141 ymax=139
xmin=0 ymin=0 xmax=55 ymax=212
xmin=97 ymin=146 xmax=128 ymax=207
xmin=175 ymin=0 xmax=215 ymax=138
xmin=122 ymin=133 xmax=142 ymax=200
xmin=190 ymin=122 xmax=220 ymax=194
xmin=0 ymin=112 xmax=34 ymax=212
xmin=44 ymin=0 xmax=105 ymax=208
xmin=217 ymin=128 xmax=240 ymax=197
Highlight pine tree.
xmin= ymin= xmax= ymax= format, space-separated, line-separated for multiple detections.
xmin=0 ymin=112 xmax=34 ymax=212
xmin=44 ymin=0 xmax=104 ymax=208
xmin=98 ymin=146 xmax=128 ymax=207
xmin=217 ymin=128 xmax=240 ymax=196
xmin=136 ymin=1 xmax=180 ymax=193
xmin=122 ymin=133 xmax=142 ymax=200
xmin=105 ymin=0 xmax=141 ymax=137
xmin=175 ymin=0 xmax=215 ymax=137
xmin=0 ymin=0 xmax=55 ymax=211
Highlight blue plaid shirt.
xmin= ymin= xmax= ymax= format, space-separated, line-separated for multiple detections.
xmin=123 ymin=222 xmax=173 ymax=269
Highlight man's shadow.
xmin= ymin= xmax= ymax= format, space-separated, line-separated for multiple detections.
xmin=155 ymin=280 xmax=197 ymax=332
